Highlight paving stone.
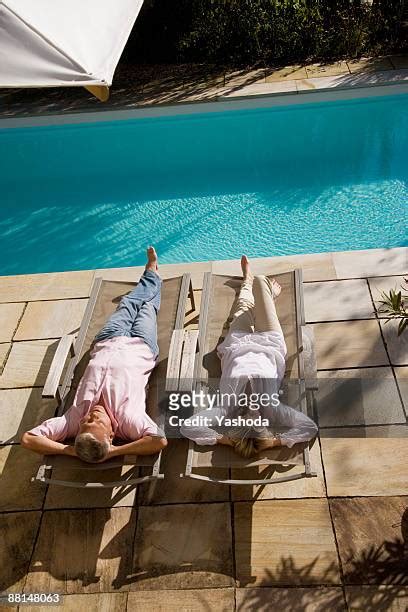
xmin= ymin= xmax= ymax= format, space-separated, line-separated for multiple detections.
xmin=231 ymin=441 xmax=326 ymax=501
xmin=394 ymin=367 xmax=408 ymax=413
xmin=0 ymin=388 xmax=57 ymax=444
xmin=368 ymin=276 xmax=407 ymax=317
xmin=234 ymin=499 xmax=340 ymax=586
xmin=296 ymin=74 xmax=357 ymax=91
xmin=223 ymin=80 xmax=298 ymax=97
xmin=22 ymin=593 xmax=127 ymax=612
xmin=0 ymin=511 xmax=41 ymax=593
xmin=15 ymin=299 xmax=88 ymax=340
xmin=345 ymin=586 xmax=408 ymax=611
xmin=131 ymin=503 xmax=233 ymax=590
xmin=0 ymin=270 xmax=94 ymax=302
xmin=127 ymin=588 xmax=234 ymax=611
xmin=0 ymin=445 xmax=46 ymax=510
xmin=347 ymin=56 xmax=394 ymax=73
xmin=305 ymin=61 xmax=350 ymax=77
xmin=312 ymin=320 xmax=388 ymax=369
xmin=304 ymin=279 xmax=374 ymax=322
xmin=320 ymin=428 xmax=408 ymax=496
xmin=44 ymin=464 xmax=138 ymax=509
xmin=265 ymin=64 xmax=308 ymax=81
xmin=224 ymin=69 xmax=266 ymax=89
xmin=0 ymin=303 xmax=25 ymax=341
xmin=96 ymin=260 xmax=212 ymax=290
xmin=316 ymin=367 xmax=406 ymax=427
xmin=333 ymin=247 xmax=408 ymax=280
xmin=138 ymin=439 xmax=229 ymax=505
xmin=330 ymin=497 xmax=408 ymax=585
xmin=25 ymin=508 xmax=136 ymax=593
xmin=0 ymin=343 xmax=11 ymax=371
xmin=380 ymin=319 xmax=408 ymax=366
xmin=236 ymin=587 xmax=346 ymax=611
xmin=0 ymin=339 xmax=59 ymax=388
xmin=212 ymin=252 xmax=337 ymax=282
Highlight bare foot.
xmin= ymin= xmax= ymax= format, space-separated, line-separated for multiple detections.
xmin=146 ymin=246 xmax=158 ymax=272
xmin=241 ymin=255 xmax=253 ymax=282
xmin=269 ymin=278 xmax=281 ymax=299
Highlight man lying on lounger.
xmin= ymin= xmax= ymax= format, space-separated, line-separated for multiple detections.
xmin=21 ymin=247 xmax=167 ymax=463
xmin=181 ymin=255 xmax=318 ymax=458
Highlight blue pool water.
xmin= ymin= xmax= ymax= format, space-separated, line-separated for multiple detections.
xmin=0 ymin=92 xmax=407 ymax=275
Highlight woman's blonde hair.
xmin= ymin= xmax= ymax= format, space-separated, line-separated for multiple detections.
xmin=231 ymin=436 xmax=259 ymax=459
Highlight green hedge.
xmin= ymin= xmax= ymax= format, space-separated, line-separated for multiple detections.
xmin=123 ymin=0 xmax=407 ymax=65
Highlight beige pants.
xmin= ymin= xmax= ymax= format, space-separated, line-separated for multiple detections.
xmin=229 ymin=275 xmax=282 ymax=335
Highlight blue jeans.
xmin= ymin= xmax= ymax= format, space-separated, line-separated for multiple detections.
xmin=94 ymin=270 xmax=162 ymax=358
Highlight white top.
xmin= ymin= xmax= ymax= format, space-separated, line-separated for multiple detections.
xmin=180 ymin=330 xmax=318 ymax=448
xmin=0 ymin=0 xmax=144 ymax=87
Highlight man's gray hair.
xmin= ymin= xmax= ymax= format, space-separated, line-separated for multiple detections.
xmin=74 ymin=433 xmax=110 ymax=463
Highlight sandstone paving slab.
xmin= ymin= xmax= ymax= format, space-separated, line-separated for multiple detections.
xmin=368 ymin=276 xmax=407 ymax=317
xmin=137 ymin=439 xmax=230 ymax=505
xmin=212 ymin=252 xmax=337 ymax=282
xmin=305 ymin=61 xmax=350 ymax=77
xmin=24 ymin=508 xmax=136 ymax=593
xmin=316 ymin=367 xmax=405 ymax=427
xmin=127 ymin=588 xmax=234 ymax=611
xmin=15 ymin=299 xmax=88 ymax=340
xmin=347 ymin=56 xmax=394 ymax=73
xmin=0 ymin=270 xmax=94 ymax=303
xmin=234 ymin=499 xmax=341 ymax=587
xmin=231 ymin=441 xmax=326 ymax=501
xmin=0 ymin=511 xmax=42 ymax=593
xmin=345 ymin=586 xmax=408 ymax=611
xmin=265 ymin=64 xmax=308 ymax=82
xmin=224 ymin=68 xmax=266 ymax=89
xmin=320 ymin=426 xmax=408 ymax=496
xmin=330 ymin=496 xmax=408 ymax=585
xmin=380 ymin=319 xmax=408 ymax=366
xmin=394 ymin=367 xmax=408 ymax=413
xmin=0 ymin=343 xmax=11 ymax=371
xmin=0 ymin=388 xmax=57 ymax=444
xmin=296 ymin=74 xmax=356 ymax=91
xmin=223 ymin=80 xmax=298 ymax=97
xmin=236 ymin=587 xmax=346 ymax=611
xmin=44 ymin=465 xmax=138 ymax=509
xmin=0 ymin=303 xmax=25 ymax=342
xmin=312 ymin=320 xmax=388 ymax=369
xmin=0 ymin=444 xmax=46 ymax=510
xmin=304 ymin=279 xmax=374 ymax=322
xmin=131 ymin=503 xmax=233 ymax=590
xmin=22 ymin=593 xmax=127 ymax=612
xmin=96 ymin=260 xmax=212 ymax=290
xmin=0 ymin=339 xmax=59 ymax=388
xmin=333 ymin=248 xmax=408 ymax=280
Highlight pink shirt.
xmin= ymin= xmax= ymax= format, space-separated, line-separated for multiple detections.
xmin=28 ymin=337 xmax=161 ymax=441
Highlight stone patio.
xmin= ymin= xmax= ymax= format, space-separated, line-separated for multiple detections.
xmin=1 ymin=56 xmax=407 ymax=119
xmin=0 ymin=246 xmax=407 ymax=610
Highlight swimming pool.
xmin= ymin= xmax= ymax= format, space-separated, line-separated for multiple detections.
xmin=0 ymin=89 xmax=407 ymax=275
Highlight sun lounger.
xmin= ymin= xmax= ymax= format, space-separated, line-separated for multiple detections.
xmin=33 ymin=273 xmax=193 ymax=488
xmin=182 ymin=269 xmax=318 ymax=485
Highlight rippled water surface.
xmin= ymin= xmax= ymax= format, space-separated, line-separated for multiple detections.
xmin=0 ymin=93 xmax=407 ymax=274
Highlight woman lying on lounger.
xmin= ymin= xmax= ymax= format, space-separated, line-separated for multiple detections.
xmin=181 ymin=256 xmax=318 ymax=458
xmin=22 ymin=247 xmax=167 ymax=463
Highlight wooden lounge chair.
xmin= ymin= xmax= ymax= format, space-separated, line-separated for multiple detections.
xmin=182 ymin=269 xmax=318 ymax=485
xmin=32 ymin=273 xmax=193 ymax=488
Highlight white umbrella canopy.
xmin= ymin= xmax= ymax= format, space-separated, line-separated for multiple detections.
xmin=0 ymin=0 xmax=144 ymax=98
